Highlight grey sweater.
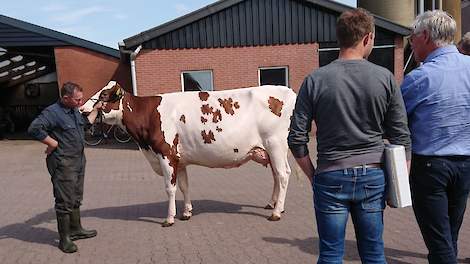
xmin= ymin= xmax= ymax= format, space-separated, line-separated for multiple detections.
xmin=288 ymin=59 xmax=411 ymax=173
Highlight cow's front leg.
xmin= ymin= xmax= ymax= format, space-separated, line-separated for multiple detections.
xmin=159 ymin=156 xmax=177 ymax=227
xmin=177 ymin=167 xmax=193 ymax=221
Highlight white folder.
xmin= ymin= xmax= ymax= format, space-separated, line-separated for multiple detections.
xmin=384 ymin=144 xmax=412 ymax=208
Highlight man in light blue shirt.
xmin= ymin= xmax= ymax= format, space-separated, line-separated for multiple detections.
xmin=401 ymin=10 xmax=470 ymax=264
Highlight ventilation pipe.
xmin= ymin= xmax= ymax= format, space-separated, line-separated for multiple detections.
xmin=119 ymin=43 xmax=142 ymax=96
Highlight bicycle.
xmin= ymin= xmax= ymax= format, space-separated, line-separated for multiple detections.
xmin=84 ymin=111 xmax=131 ymax=146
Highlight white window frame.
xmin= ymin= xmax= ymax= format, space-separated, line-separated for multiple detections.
xmin=258 ymin=66 xmax=289 ymax=87
xmin=180 ymin=70 xmax=214 ymax=92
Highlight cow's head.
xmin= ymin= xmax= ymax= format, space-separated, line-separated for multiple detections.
xmin=99 ymin=82 xmax=125 ymax=104
xmin=80 ymin=81 xmax=118 ymax=113
xmin=80 ymin=81 xmax=126 ymax=126
xmin=95 ymin=82 xmax=127 ymax=126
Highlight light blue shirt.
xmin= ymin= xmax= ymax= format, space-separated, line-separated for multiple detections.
xmin=401 ymin=45 xmax=470 ymax=156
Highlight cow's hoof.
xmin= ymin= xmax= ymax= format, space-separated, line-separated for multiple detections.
xmin=264 ymin=204 xmax=275 ymax=210
xmin=267 ymin=215 xmax=281 ymax=221
xmin=161 ymin=221 xmax=174 ymax=227
xmin=180 ymin=215 xmax=191 ymax=221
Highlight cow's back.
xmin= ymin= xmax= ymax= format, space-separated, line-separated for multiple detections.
xmin=157 ymin=86 xmax=296 ymax=167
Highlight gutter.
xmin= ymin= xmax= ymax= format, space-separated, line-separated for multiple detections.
xmin=119 ymin=42 xmax=142 ymax=96
xmin=318 ymin=44 xmax=396 ymax=52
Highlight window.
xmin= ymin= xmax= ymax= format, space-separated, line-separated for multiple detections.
xmin=181 ymin=70 xmax=213 ymax=92
xmin=259 ymin=67 xmax=288 ymax=86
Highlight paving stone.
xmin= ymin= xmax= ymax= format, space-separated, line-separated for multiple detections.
xmin=0 ymin=140 xmax=469 ymax=263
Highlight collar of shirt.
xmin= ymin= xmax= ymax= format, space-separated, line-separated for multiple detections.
xmin=57 ymin=100 xmax=76 ymax=114
xmin=424 ymin=45 xmax=459 ymax=64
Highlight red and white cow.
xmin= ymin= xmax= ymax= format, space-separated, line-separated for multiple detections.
xmin=93 ymin=81 xmax=296 ymax=227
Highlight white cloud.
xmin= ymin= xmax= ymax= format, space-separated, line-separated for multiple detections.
xmin=41 ymin=3 xmax=67 ymax=12
xmin=114 ymin=13 xmax=128 ymax=20
xmin=51 ymin=6 xmax=106 ymax=23
xmin=174 ymin=3 xmax=191 ymax=15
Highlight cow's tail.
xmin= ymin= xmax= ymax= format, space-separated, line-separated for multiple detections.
xmin=286 ymin=151 xmax=308 ymax=184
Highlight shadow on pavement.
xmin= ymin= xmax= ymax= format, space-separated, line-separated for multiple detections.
xmin=262 ymin=236 xmax=432 ymax=264
xmin=0 ymin=200 xmax=270 ymax=247
xmin=0 ymin=208 xmax=57 ymax=247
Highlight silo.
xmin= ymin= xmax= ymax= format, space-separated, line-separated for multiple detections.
xmin=357 ymin=0 xmax=416 ymax=27
xmin=442 ymin=0 xmax=462 ymax=41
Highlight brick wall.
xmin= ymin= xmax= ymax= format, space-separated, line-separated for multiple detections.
xmin=54 ymin=46 xmax=131 ymax=100
xmin=394 ymin=36 xmax=405 ymax=85
xmin=135 ymin=43 xmax=319 ymax=96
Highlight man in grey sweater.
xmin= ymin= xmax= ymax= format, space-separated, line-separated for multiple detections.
xmin=288 ymin=8 xmax=411 ymax=263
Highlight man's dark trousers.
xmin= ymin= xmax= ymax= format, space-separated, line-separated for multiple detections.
xmin=410 ymin=154 xmax=470 ymax=264
xmin=46 ymin=153 xmax=86 ymax=212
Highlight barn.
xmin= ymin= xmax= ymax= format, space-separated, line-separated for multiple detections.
xmin=120 ymin=0 xmax=410 ymax=96
xmin=0 ymin=14 xmax=131 ymax=135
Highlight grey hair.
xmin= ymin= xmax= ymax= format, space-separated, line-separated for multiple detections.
xmin=412 ymin=10 xmax=456 ymax=47
xmin=60 ymin=82 xmax=82 ymax=97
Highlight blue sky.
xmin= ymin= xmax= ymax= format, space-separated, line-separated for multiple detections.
xmin=2 ymin=0 xmax=356 ymax=49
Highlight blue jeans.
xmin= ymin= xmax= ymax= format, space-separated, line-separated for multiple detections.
xmin=410 ymin=154 xmax=470 ymax=264
xmin=313 ymin=167 xmax=387 ymax=264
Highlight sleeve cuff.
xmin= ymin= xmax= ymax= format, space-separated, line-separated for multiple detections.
xmin=289 ymin=144 xmax=310 ymax=159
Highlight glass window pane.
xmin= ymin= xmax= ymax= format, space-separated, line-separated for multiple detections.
xmin=260 ymin=68 xmax=287 ymax=86
xmin=183 ymin=71 xmax=213 ymax=91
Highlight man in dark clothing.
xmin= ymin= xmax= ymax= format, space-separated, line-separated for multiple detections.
xmin=28 ymin=82 xmax=102 ymax=253
xmin=288 ymin=8 xmax=411 ymax=263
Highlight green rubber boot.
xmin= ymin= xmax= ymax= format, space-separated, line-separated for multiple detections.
xmin=56 ymin=213 xmax=78 ymax=253
xmin=70 ymin=208 xmax=97 ymax=241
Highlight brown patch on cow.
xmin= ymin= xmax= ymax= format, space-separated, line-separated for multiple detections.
xmin=201 ymin=130 xmax=216 ymax=144
xmin=234 ymin=148 xmax=238 ymax=153
xmin=180 ymin=115 xmax=186 ymax=124
xmin=216 ymin=126 xmax=222 ymax=132
xmin=212 ymin=109 xmax=222 ymax=123
xmin=120 ymin=93 xmax=180 ymax=186
xmin=218 ymin=98 xmax=239 ymax=115
xmin=199 ymin=92 xmax=210 ymax=101
xmin=166 ymin=134 xmax=179 ymax=185
xmin=234 ymin=102 xmax=240 ymax=109
xmin=201 ymin=104 xmax=213 ymax=115
xmin=201 ymin=116 xmax=208 ymax=124
xmin=268 ymin=96 xmax=284 ymax=117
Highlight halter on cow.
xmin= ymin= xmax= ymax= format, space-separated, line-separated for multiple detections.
xmin=96 ymin=81 xmax=296 ymax=227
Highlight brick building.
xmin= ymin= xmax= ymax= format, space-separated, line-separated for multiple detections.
xmin=121 ymin=0 xmax=410 ymax=96
xmin=0 ymin=15 xmax=131 ymax=132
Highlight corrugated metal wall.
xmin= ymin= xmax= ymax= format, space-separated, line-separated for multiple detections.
xmin=143 ymin=0 xmax=397 ymax=50
xmin=144 ymin=0 xmax=341 ymax=49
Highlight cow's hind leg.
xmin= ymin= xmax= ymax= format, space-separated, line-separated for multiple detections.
xmin=264 ymin=139 xmax=291 ymax=221
xmin=159 ymin=156 xmax=178 ymax=227
xmin=265 ymin=166 xmax=280 ymax=210
xmin=177 ymin=167 xmax=193 ymax=221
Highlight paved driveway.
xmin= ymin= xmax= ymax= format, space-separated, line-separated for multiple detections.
xmin=0 ymin=140 xmax=469 ymax=263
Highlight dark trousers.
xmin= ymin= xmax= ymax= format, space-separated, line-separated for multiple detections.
xmin=46 ymin=154 xmax=86 ymax=214
xmin=410 ymin=154 xmax=470 ymax=264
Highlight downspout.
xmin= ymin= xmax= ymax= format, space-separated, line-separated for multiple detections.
xmin=119 ymin=42 xmax=142 ymax=96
